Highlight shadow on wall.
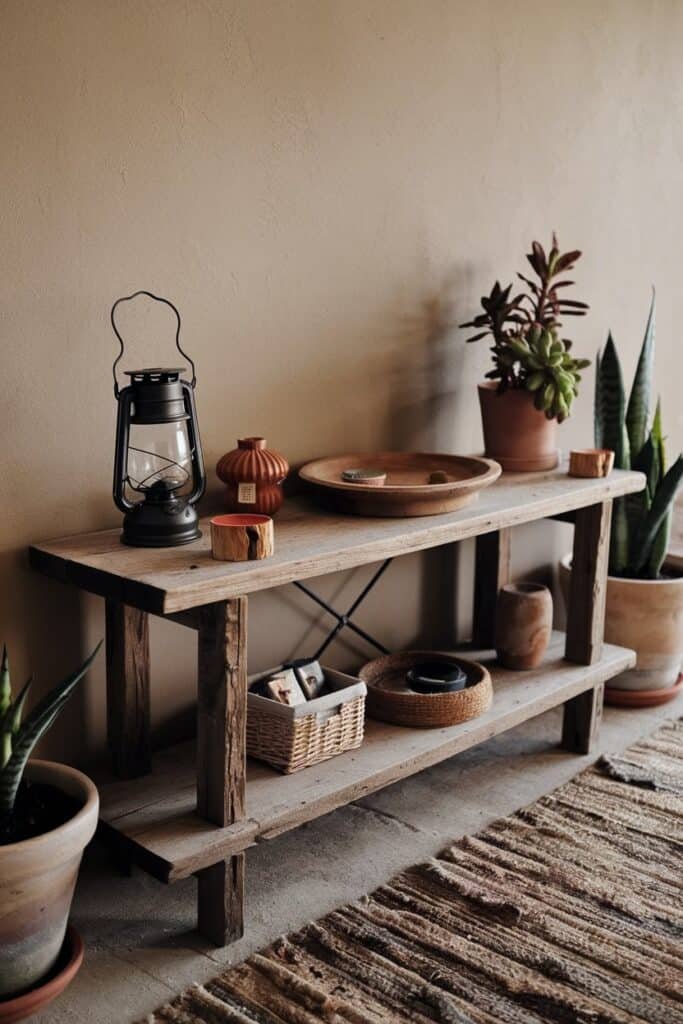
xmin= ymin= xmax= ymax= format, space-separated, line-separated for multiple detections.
xmin=0 ymin=548 xmax=89 ymax=765
xmin=383 ymin=268 xmax=478 ymax=454
xmin=379 ymin=269 xmax=477 ymax=650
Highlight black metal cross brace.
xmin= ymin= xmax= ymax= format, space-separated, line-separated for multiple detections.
xmin=292 ymin=559 xmax=393 ymax=660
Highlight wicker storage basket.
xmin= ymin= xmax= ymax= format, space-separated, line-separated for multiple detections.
xmin=247 ymin=667 xmax=366 ymax=773
xmin=360 ymin=650 xmax=492 ymax=727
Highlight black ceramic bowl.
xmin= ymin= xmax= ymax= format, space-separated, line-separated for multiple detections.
xmin=406 ymin=661 xmax=468 ymax=694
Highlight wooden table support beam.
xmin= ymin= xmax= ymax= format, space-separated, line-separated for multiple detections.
xmin=105 ymin=600 xmax=151 ymax=778
xmin=196 ymin=598 xmax=248 ymax=945
xmin=472 ymin=528 xmax=511 ymax=648
xmin=562 ymin=500 xmax=612 ymax=754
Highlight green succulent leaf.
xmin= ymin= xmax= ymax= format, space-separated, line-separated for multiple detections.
xmin=0 ymin=646 xmax=10 ymax=719
xmin=651 ymin=397 xmax=666 ymax=477
xmin=0 ymin=642 xmax=101 ymax=816
xmin=610 ymin=499 xmax=630 ymax=575
xmin=630 ymin=455 xmax=683 ymax=575
xmin=8 ymin=677 xmax=32 ymax=736
xmin=595 ymin=333 xmax=630 ymax=470
xmin=0 ymin=677 xmax=31 ymax=772
xmin=594 ymin=349 xmax=603 ymax=447
xmin=461 ymin=234 xmax=589 ymax=413
xmin=645 ymin=508 xmax=672 ymax=579
xmin=625 ymin=435 xmax=657 ymax=565
xmin=625 ymin=290 xmax=655 ymax=464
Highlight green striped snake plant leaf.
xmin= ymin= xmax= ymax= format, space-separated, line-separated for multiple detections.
xmin=594 ymin=295 xmax=683 ymax=579
xmin=625 ymin=293 xmax=655 ymax=458
xmin=0 ymin=641 xmax=101 ymax=818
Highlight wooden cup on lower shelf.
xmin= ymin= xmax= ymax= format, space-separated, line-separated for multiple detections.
xmin=210 ymin=513 xmax=274 ymax=561
xmin=495 ymin=582 xmax=553 ymax=670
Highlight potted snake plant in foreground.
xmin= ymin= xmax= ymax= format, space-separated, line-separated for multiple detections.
xmin=559 ymin=296 xmax=683 ymax=705
xmin=461 ymin=234 xmax=590 ymax=470
xmin=0 ymin=642 xmax=100 ymax=1008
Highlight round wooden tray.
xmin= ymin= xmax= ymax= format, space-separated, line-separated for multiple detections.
xmin=359 ymin=650 xmax=492 ymax=727
xmin=299 ymin=452 xmax=501 ymax=517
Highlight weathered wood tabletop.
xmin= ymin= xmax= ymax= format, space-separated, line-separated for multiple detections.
xmin=29 ymin=466 xmax=644 ymax=614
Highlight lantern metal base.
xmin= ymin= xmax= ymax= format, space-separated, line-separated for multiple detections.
xmin=121 ymin=500 xmax=202 ymax=548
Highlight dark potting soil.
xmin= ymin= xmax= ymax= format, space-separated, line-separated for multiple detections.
xmin=0 ymin=780 xmax=81 ymax=846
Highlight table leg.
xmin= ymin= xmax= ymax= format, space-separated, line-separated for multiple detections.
xmin=472 ymin=528 xmax=511 ymax=647
xmin=196 ymin=598 xmax=247 ymax=945
xmin=562 ymin=500 xmax=612 ymax=753
xmin=105 ymin=599 xmax=151 ymax=778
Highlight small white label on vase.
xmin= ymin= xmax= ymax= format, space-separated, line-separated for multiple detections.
xmin=238 ymin=482 xmax=257 ymax=504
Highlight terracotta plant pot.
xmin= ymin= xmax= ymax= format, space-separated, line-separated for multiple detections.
xmin=559 ymin=555 xmax=683 ymax=701
xmin=478 ymin=382 xmax=558 ymax=472
xmin=0 ymin=761 xmax=98 ymax=999
xmin=216 ymin=437 xmax=289 ymax=516
xmin=495 ymin=582 xmax=553 ymax=669
xmin=0 ymin=926 xmax=84 ymax=1024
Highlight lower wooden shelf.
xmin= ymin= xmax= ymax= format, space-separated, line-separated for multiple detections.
xmin=97 ymin=632 xmax=634 ymax=884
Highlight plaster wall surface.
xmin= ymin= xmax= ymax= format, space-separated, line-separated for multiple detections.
xmin=1 ymin=0 xmax=681 ymax=761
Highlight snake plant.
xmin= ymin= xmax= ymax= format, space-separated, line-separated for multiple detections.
xmin=0 ymin=642 xmax=101 ymax=818
xmin=595 ymin=293 xmax=683 ymax=579
xmin=461 ymin=235 xmax=591 ymax=421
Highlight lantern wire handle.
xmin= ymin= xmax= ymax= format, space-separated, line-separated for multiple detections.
xmin=110 ymin=290 xmax=197 ymax=397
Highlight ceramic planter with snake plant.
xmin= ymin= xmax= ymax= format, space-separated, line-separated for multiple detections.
xmin=0 ymin=644 xmax=100 ymax=1000
xmin=560 ymin=294 xmax=683 ymax=705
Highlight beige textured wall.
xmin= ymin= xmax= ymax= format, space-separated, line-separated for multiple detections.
xmin=1 ymin=0 xmax=681 ymax=764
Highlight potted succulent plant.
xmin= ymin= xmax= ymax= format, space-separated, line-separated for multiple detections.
xmin=559 ymin=296 xmax=683 ymax=704
xmin=461 ymin=235 xmax=590 ymax=470
xmin=0 ymin=642 xmax=100 ymax=1006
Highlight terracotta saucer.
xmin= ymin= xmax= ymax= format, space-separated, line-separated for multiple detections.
xmin=605 ymin=675 xmax=683 ymax=708
xmin=0 ymin=926 xmax=84 ymax=1023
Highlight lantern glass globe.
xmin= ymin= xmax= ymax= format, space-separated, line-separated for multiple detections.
xmin=126 ymin=420 xmax=192 ymax=493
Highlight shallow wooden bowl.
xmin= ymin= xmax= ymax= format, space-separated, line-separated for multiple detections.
xmin=299 ymin=452 xmax=501 ymax=517
xmin=360 ymin=650 xmax=492 ymax=727
xmin=0 ymin=926 xmax=83 ymax=1024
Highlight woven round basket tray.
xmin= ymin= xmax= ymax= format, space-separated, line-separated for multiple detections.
xmin=359 ymin=650 xmax=492 ymax=728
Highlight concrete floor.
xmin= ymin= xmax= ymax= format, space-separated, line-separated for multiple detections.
xmin=36 ymin=697 xmax=681 ymax=1023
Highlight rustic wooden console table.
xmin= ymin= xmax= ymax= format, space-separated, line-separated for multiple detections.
xmin=29 ymin=466 xmax=643 ymax=945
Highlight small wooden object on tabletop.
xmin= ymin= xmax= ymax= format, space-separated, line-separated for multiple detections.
xmin=341 ymin=468 xmax=387 ymax=486
xmin=210 ymin=513 xmax=274 ymax=562
xmin=360 ymin=650 xmax=492 ymax=727
xmin=568 ymin=448 xmax=615 ymax=478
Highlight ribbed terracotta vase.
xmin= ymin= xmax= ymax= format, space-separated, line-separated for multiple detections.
xmin=216 ymin=437 xmax=289 ymax=516
xmin=495 ymin=582 xmax=553 ymax=669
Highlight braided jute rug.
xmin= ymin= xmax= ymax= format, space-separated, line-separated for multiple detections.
xmin=146 ymin=720 xmax=683 ymax=1024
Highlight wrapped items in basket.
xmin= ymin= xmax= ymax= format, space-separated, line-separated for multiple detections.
xmin=247 ymin=665 xmax=366 ymax=773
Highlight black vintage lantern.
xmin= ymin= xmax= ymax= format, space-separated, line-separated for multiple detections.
xmin=110 ymin=291 xmax=206 ymax=547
